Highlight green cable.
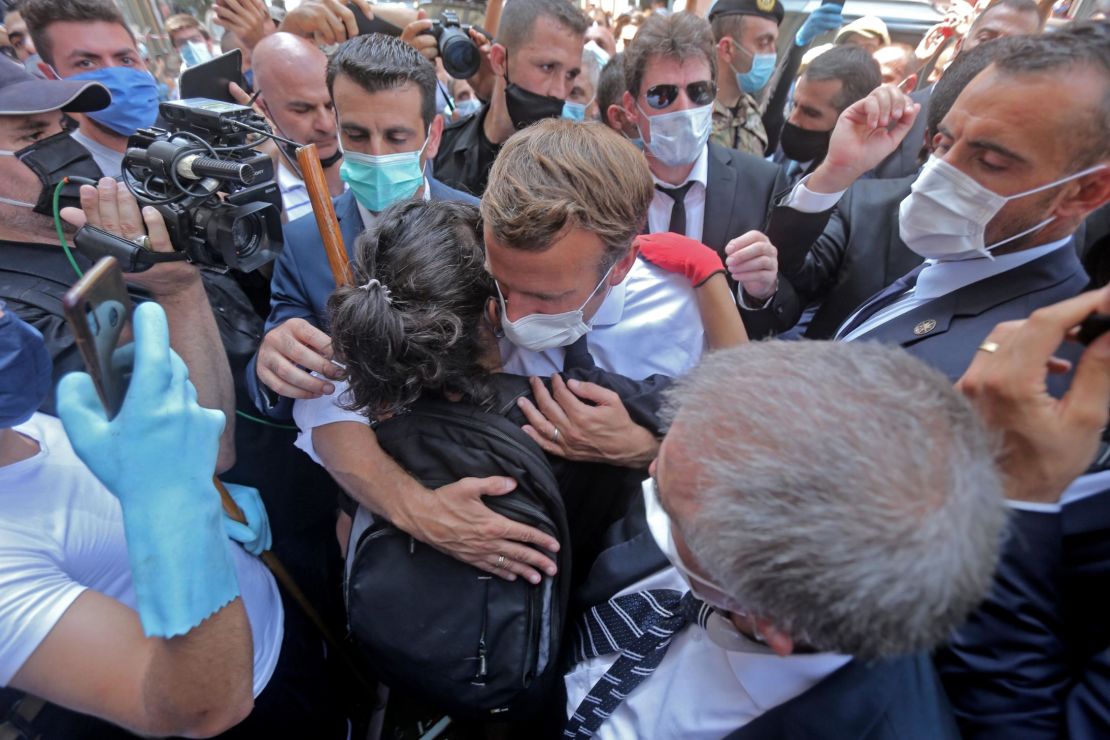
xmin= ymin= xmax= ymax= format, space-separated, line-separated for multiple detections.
xmin=236 ymin=409 xmax=297 ymax=430
xmin=53 ymin=179 xmax=84 ymax=279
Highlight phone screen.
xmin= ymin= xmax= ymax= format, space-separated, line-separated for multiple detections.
xmin=62 ymin=258 xmax=135 ymax=419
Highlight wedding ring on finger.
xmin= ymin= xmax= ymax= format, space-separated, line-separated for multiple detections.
xmin=497 ymin=554 xmax=506 ymax=569
xmin=133 ymin=234 xmax=152 ymax=251
xmin=551 ymin=426 xmax=560 ymax=443
xmin=978 ymin=341 xmax=1000 ymax=354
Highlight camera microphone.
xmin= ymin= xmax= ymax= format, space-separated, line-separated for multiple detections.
xmin=176 ymin=154 xmax=256 ymax=185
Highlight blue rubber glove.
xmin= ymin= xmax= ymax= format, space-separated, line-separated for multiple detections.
xmin=223 ymin=483 xmax=272 ymax=556
xmin=796 ymin=4 xmax=844 ymax=47
xmin=57 ymin=301 xmax=240 ymax=639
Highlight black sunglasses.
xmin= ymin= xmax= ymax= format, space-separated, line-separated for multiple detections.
xmin=644 ymin=81 xmax=717 ymax=110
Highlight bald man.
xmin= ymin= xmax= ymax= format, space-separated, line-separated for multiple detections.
xmin=252 ymin=32 xmax=345 ymax=221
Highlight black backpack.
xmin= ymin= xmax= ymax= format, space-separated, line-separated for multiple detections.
xmin=345 ymin=391 xmax=572 ymax=720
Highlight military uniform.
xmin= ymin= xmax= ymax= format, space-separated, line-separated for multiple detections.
xmin=710 ymin=95 xmax=768 ymax=156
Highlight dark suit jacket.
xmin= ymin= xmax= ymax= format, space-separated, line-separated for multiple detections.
xmin=868 ymin=86 xmax=931 ymax=180
xmin=246 ymin=181 xmax=478 ymax=417
xmin=855 ymin=244 xmax=1088 ymax=384
xmin=574 ymin=501 xmax=960 ymax=740
xmin=700 ymin=142 xmax=799 ymax=338
xmin=725 ymin=654 xmax=961 ymax=740
xmin=938 ymin=486 xmax=1110 ymax=740
xmin=764 ymin=175 xmax=923 ymax=339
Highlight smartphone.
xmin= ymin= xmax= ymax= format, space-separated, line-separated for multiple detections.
xmin=62 ymin=257 xmax=134 ymax=419
xmin=1078 ymin=313 xmax=1110 ymax=346
xmin=179 ymin=48 xmax=244 ymax=103
xmin=346 ymin=2 xmax=403 ymax=36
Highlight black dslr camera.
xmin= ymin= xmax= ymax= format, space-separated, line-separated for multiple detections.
xmin=117 ymin=98 xmax=283 ymax=273
xmin=425 ymin=11 xmax=481 ymax=79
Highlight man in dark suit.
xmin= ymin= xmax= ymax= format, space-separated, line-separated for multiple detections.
xmin=757 ymin=38 xmax=1014 ymax=340
xmin=868 ymin=0 xmax=1046 ymax=180
xmin=932 ymin=286 xmax=1110 ymax=739
xmin=563 ymin=339 xmax=1007 ymax=739
xmin=245 ymin=34 xmax=477 ymax=418
xmin=618 ymin=11 xmax=795 ymax=334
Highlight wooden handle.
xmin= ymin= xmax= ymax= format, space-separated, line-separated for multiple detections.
xmin=295 ymin=143 xmax=350 ymax=287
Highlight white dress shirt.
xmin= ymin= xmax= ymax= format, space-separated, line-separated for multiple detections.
xmin=277 ymin=160 xmax=314 ymax=223
xmin=291 ymin=257 xmax=705 ymax=463
xmin=839 ymin=237 xmax=1072 ymax=341
xmin=564 ymin=566 xmax=850 ymax=740
xmin=647 ymin=145 xmax=709 ymax=241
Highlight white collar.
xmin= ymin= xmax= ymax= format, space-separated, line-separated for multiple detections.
xmin=276 ymin=159 xmax=305 ymax=192
xmin=651 ymin=145 xmax=710 ymax=190
xmin=914 ymin=236 xmax=1072 ymax=301
xmin=725 ymin=649 xmax=851 ymax=712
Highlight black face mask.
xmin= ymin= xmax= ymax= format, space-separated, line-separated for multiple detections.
xmin=780 ymin=122 xmax=832 ymax=165
xmin=10 ymin=131 xmax=104 ymax=215
xmin=503 ymin=58 xmax=565 ymax=130
xmin=279 ymin=140 xmax=343 ymax=169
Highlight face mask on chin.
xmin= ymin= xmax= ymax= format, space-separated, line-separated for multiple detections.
xmin=898 ymin=156 xmax=1107 ymax=261
xmin=496 ymin=264 xmax=614 ymax=352
xmin=635 ymin=101 xmax=713 ymax=168
xmin=0 ymin=131 xmax=104 ymax=214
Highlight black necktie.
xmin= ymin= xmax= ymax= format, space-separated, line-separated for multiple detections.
xmin=835 ymin=264 xmax=927 ymax=340
xmin=656 ymin=182 xmax=695 ymax=236
xmin=564 ymin=590 xmax=709 ymax=739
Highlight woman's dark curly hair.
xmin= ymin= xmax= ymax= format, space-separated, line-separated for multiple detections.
xmin=327 ymin=199 xmax=496 ymax=417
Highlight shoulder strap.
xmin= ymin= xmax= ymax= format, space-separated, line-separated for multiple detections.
xmin=0 ymin=693 xmax=47 ymax=740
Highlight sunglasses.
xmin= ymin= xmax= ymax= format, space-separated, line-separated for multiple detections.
xmin=644 ymin=80 xmax=717 ymax=110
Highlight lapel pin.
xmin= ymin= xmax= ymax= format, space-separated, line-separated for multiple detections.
xmin=913 ymin=319 xmax=937 ymax=336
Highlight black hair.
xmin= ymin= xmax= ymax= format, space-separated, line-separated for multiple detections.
xmin=22 ymin=0 xmax=133 ymax=67
xmin=802 ymin=44 xmax=881 ymax=114
xmin=327 ymin=199 xmax=497 ymax=417
xmin=326 ymin=33 xmax=437 ymax=128
xmin=498 ymin=0 xmax=588 ymax=51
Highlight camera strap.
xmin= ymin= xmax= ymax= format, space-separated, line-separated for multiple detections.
xmin=73 ymin=225 xmax=189 ymax=274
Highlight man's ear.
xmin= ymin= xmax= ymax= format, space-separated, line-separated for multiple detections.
xmin=752 ymin=617 xmax=795 ymax=657
xmin=424 ymin=113 xmax=445 ymax=161
xmin=716 ymin=36 xmax=733 ymax=63
xmin=610 ymin=243 xmax=639 ymax=286
xmin=622 ymin=90 xmax=639 ymax=126
xmin=604 ymin=103 xmax=625 ymax=132
xmin=1053 ymin=166 xmax=1110 ymax=221
xmin=489 ymin=43 xmax=508 ymax=78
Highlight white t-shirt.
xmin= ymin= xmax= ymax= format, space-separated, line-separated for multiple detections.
xmin=292 ymin=257 xmax=706 ymax=463
xmin=0 ymin=414 xmax=283 ymax=695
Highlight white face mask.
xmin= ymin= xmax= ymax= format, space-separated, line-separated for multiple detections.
xmin=642 ymin=478 xmax=777 ymax=653
xmin=899 ymin=156 xmax=1107 ymax=261
xmin=636 ymin=102 xmax=713 ymax=168
xmin=179 ymin=40 xmax=214 ymax=68
xmin=496 ymin=265 xmax=614 ymax=352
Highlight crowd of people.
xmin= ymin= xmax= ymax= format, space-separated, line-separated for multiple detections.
xmin=0 ymin=0 xmax=1109 ymax=737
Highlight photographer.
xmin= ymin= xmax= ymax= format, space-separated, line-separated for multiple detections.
xmin=421 ymin=0 xmax=589 ymax=196
xmin=0 ymin=57 xmax=235 ymax=472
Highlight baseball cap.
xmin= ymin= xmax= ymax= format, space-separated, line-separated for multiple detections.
xmin=0 ymin=56 xmax=110 ymax=115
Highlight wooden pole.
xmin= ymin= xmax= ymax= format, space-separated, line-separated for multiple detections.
xmin=296 ymin=143 xmax=350 ymax=287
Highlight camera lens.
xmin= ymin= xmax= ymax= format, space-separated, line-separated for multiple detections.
xmin=439 ymin=30 xmax=480 ymax=79
xmin=231 ymin=213 xmax=262 ymax=258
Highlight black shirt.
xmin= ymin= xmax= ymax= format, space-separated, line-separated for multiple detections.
xmin=433 ymin=105 xmax=502 ymax=197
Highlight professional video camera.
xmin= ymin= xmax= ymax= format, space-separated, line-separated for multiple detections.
xmin=425 ymin=10 xmax=481 ymax=79
xmin=113 ymin=98 xmax=283 ymax=273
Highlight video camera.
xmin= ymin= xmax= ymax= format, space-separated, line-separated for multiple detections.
xmin=97 ymin=98 xmax=283 ymax=273
xmin=424 ymin=11 xmax=481 ymax=79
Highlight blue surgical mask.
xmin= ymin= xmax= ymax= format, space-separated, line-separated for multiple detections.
xmin=339 ymin=136 xmax=428 ymax=213
xmin=0 ymin=308 xmax=52 ymax=427
xmin=562 ymin=99 xmax=591 ymax=122
xmin=729 ymin=41 xmax=777 ymax=95
xmin=178 ymin=40 xmax=214 ymax=68
xmin=454 ymin=98 xmax=482 ymax=118
xmin=69 ymin=67 xmax=160 ymax=136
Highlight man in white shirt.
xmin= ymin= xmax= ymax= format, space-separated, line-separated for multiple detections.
xmin=250 ymin=32 xmax=345 ymax=223
xmin=291 ymin=119 xmax=705 ymax=585
xmin=563 ymin=338 xmax=1007 ymax=739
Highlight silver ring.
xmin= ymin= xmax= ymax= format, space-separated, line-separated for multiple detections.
xmin=978 ymin=341 xmax=1000 ymax=354
xmin=551 ymin=427 xmax=560 ymax=443
xmin=134 ymin=234 xmax=151 ymax=251
xmin=497 ymin=554 xmax=506 ymax=569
